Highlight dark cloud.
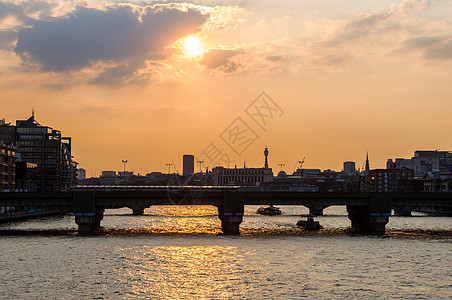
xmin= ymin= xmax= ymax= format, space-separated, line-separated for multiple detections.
xmin=403 ymin=35 xmax=452 ymax=60
xmin=200 ymin=48 xmax=242 ymax=70
xmin=14 ymin=4 xmax=208 ymax=74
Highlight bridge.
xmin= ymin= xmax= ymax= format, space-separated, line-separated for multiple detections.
xmin=1 ymin=189 xmax=451 ymax=235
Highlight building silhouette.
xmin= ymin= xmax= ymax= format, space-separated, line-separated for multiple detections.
xmin=0 ymin=115 xmax=77 ymax=191
xmin=212 ymin=147 xmax=273 ymax=186
xmin=368 ymin=169 xmax=414 ymax=192
xmin=77 ymin=168 xmax=86 ymax=180
xmin=365 ymin=152 xmax=370 ymax=175
xmin=343 ymin=161 xmax=356 ymax=175
xmin=0 ymin=141 xmax=17 ymax=192
xmin=183 ymin=154 xmax=194 ymax=175
xmin=386 ymin=150 xmax=452 ymax=177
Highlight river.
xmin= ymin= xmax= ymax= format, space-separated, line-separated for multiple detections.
xmin=1 ymin=206 xmax=451 ymax=299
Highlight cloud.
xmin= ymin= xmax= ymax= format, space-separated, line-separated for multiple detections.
xmin=402 ymin=35 xmax=452 ymax=60
xmin=265 ymin=55 xmax=283 ymax=62
xmin=14 ymin=3 xmax=209 ymax=77
xmin=200 ymin=48 xmax=242 ymax=71
xmin=0 ymin=30 xmax=17 ymax=49
xmin=0 ymin=0 xmax=60 ymax=25
xmin=201 ymin=0 xmax=440 ymax=75
xmin=326 ymin=0 xmax=428 ymax=46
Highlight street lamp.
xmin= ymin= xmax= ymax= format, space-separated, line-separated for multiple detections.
xmin=122 ymin=160 xmax=127 ymax=185
xmin=197 ymin=160 xmax=204 ymax=174
xmin=166 ymin=163 xmax=173 ymax=174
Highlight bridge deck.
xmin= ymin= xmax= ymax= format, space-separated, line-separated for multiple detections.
xmin=0 ymin=191 xmax=451 ymax=208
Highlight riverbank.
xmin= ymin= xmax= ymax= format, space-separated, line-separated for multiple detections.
xmin=0 ymin=209 xmax=64 ymax=223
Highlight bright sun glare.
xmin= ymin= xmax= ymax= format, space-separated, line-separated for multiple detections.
xmin=183 ymin=36 xmax=202 ymax=57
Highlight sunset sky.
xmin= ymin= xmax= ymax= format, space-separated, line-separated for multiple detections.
xmin=1 ymin=0 xmax=451 ymax=176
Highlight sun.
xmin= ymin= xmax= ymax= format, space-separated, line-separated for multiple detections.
xmin=183 ymin=36 xmax=203 ymax=57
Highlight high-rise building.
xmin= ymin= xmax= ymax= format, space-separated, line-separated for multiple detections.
xmin=183 ymin=154 xmax=194 ymax=175
xmin=77 ymin=168 xmax=86 ymax=180
xmin=0 ymin=141 xmax=17 ymax=192
xmin=343 ymin=161 xmax=356 ymax=175
xmin=0 ymin=115 xmax=78 ymax=191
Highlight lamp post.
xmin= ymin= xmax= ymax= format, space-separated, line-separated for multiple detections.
xmin=166 ymin=163 xmax=173 ymax=174
xmin=122 ymin=160 xmax=127 ymax=185
xmin=197 ymin=160 xmax=204 ymax=174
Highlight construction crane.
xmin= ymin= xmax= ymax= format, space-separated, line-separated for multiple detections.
xmin=299 ymin=157 xmax=306 ymax=178
xmin=299 ymin=157 xmax=305 ymax=169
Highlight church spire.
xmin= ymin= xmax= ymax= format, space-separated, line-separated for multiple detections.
xmin=365 ymin=152 xmax=370 ymax=175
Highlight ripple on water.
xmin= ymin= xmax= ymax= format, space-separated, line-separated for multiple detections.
xmin=1 ymin=206 xmax=451 ymax=299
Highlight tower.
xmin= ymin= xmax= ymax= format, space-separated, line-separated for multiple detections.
xmin=183 ymin=154 xmax=194 ymax=175
xmin=365 ymin=152 xmax=370 ymax=175
xmin=264 ymin=146 xmax=269 ymax=169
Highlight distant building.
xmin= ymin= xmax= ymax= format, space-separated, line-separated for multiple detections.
xmin=386 ymin=159 xmax=395 ymax=169
xmin=101 ymin=171 xmax=116 ymax=177
xmin=118 ymin=171 xmax=133 ymax=182
xmin=212 ymin=147 xmax=273 ymax=186
xmin=415 ymin=150 xmax=451 ymax=171
xmin=0 ymin=115 xmax=77 ymax=191
xmin=213 ymin=166 xmax=273 ymax=186
xmin=343 ymin=161 xmax=356 ymax=175
xmin=183 ymin=154 xmax=194 ymax=175
xmin=98 ymin=171 xmax=120 ymax=185
xmin=421 ymin=172 xmax=452 ymax=192
xmin=0 ymin=141 xmax=17 ymax=192
xmin=293 ymin=168 xmax=321 ymax=179
xmin=368 ymin=169 xmax=414 ymax=192
xmin=386 ymin=150 xmax=452 ymax=177
xmin=77 ymin=168 xmax=86 ymax=180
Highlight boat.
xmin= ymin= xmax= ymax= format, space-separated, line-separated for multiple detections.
xmin=296 ymin=216 xmax=321 ymax=230
xmin=257 ymin=205 xmax=281 ymax=215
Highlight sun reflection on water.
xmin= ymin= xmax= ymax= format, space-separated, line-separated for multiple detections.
xmin=119 ymin=245 xmax=249 ymax=299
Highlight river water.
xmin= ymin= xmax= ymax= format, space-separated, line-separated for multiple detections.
xmin=1 ymin=206 xmax=451 ymax=299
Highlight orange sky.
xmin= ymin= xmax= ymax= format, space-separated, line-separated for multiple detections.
xmin=1 ymin=0 xmax=451 ymax=177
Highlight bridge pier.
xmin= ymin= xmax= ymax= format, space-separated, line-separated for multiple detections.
xmin=218 ymin=192 xmax=245 ymax=235
xmin=218 ymin=206 xmax=243 ymax=235
xmin=347 ymin=193 xmax=392 ymax=235
xmin=129 ymin=206 xmax=147 ymax=215
xmin=74 ymin=191 xmax=104 ymax=235
xmin=75 ymin=207 xmax=104 ymax=235
xmin=307 ymin=205 xmax=327 ymax=216
xmin=347 ymin=206 xmax=390 ymax=235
